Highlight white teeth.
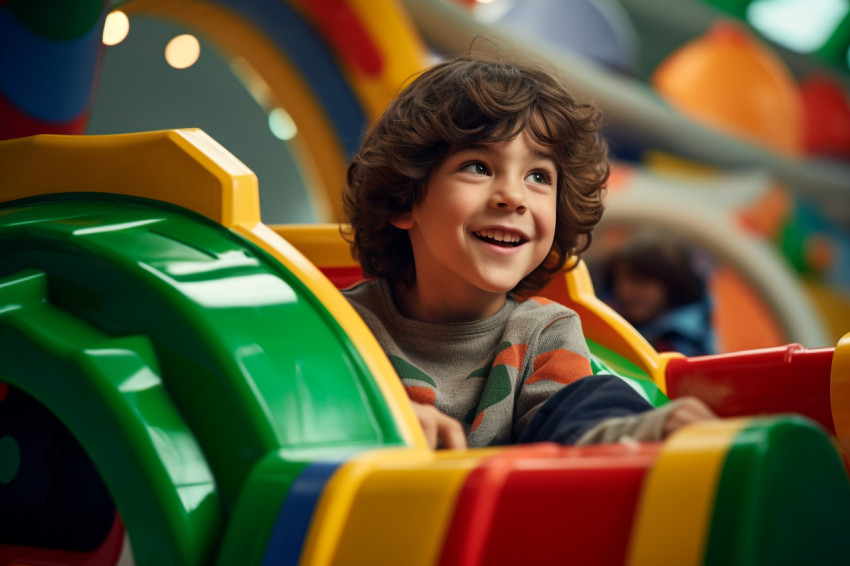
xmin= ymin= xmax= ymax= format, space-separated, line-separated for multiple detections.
xmin=475 ymin=229 xmax=523 ymax=243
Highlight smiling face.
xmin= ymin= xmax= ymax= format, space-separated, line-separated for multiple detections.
xmin=391 ymin=130 xmax=558 ymax=322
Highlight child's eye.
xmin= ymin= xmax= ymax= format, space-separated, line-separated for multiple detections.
xmin=526 ymin=170 xmax=553 ymax=185
xmin=459 ymin=161 xmax=489 ymax=176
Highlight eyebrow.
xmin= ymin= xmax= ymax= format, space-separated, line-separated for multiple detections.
xmin=456 ymin=143 xmax=557 ymax=165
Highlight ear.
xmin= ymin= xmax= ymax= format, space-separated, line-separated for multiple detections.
xmin=391 ymin=211 xmax=415 ymax=230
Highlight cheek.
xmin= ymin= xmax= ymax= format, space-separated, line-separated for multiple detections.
xmin=646 ymin=284 xmax=668 ymax=311
xmin=539 ymin=197 xmax=558 ymax=244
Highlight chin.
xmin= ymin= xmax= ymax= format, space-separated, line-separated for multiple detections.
xmin=478 ymin=280 xmax=522 ymax=295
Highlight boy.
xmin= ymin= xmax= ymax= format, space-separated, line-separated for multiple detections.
xmin=342 ymin=52 xmax=714 ymax=449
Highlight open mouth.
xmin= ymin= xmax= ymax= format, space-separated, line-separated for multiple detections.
xmin=473 ymin=229 xmax=526 ymax=248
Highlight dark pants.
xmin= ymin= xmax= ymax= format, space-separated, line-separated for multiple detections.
xmin=516 ymin=374 xmax=654 ymax=445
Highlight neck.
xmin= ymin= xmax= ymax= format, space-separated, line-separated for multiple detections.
xmin=391 ymin=280 xmax=507 ymax=323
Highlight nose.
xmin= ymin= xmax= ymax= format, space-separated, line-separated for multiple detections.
xmin=490 ymin=177 xmax=527 ymax=213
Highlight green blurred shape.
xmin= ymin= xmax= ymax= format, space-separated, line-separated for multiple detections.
xmin=9 ymin=0 xmax=105 ymax=41
xmin=702 ymin=0 xmax=752 ymax=19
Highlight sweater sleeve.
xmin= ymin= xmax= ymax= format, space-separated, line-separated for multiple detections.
xmin=512 ymin=308 xmax=594 ymax=439
xmin=574 ymin=400 xmax=679 ymax=445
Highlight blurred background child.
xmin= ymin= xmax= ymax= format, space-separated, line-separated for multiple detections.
xmin=602 ymin=228 xmax=716 ymax=357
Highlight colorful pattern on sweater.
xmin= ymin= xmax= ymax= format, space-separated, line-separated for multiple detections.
xmin=343 ymin=279 xmax=593 ymax=447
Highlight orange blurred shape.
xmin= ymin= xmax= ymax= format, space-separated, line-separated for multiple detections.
xmin=710 ymin=265 xmax=785 ymax=352
xmin=643 ymin=149 xmax=720 ymax=178
xmin=606 ymin=161 xmax=636 ymax=194
xmin=805 ymin=235 xmax=834 ymax=275
xmin=800 ymin=74 xmax=850 ymax=159
xmin=735 ymin=182 xmax=792 ymax=239
xmin=651 ymin=21 xmax=804 ymax=156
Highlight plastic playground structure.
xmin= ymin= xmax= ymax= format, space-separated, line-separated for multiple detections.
xmin=0 ymin=129 xmax=849 ymax=566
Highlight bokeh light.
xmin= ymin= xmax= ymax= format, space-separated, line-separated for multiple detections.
xmin=102 ymin=10 xmax=129 ymax=46
xmin=268 ymin=108 xmax=298 ymax=141
xmin=165 ymin=34 xmax=201 ymax=69
xmin=747 ymin=0 xmax=848 ymax=53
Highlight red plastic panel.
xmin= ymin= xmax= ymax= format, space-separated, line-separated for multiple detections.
xmin=0 ymin=513 xmax=125 ymax=566
xmin=440 ymin=443 xmax=660 ymax=566
xmin=666 ymin=345 xmax=835 ymax=433
xmin=319 ymin=266 xmax=365 ymax=290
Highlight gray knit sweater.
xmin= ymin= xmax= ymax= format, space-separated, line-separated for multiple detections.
xmin=343 ymin=279 xmax=674 ymax=447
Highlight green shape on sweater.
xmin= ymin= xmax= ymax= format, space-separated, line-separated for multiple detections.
xmin=475 ymin=363 xmax=512 ymax=412
xmin=467 ymin=366 xmax=489 ymax=379
xmin=389 ymin=355 xmax=437 ymax=387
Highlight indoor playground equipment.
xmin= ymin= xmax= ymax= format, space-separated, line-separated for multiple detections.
xmin=1 ymin=129 xmax=850 ymax=566
xmin=2 ymin=2 xmax=850 ymax=562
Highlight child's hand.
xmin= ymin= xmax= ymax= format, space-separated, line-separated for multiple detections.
xmin=411 ymin=402 xmax=468 ymax=450
xmin=662 ymin=396 xmax=718 ymax=438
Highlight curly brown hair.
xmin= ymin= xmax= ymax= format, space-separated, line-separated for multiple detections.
xmin=343 ymin=51 xmax=608 ymax=293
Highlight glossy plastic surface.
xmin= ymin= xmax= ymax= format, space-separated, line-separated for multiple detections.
xmin=1 ymin=129 xmax=849 ymax=566
xmin=665 ymin=344 xmax=836 ymax=432
xmin=705 ymin=416 xmax=850 ymax=566
xmin=439 ymin=443 xmax=659 ymax=566
xmin=309 ymin=449 xmax=477 ymax=566
xmin=629 ymin=415 xmax=850 ymax=566
xmin=261 ymin=460 xmax=343 ymax=566
xmin=0 ymin=196 xmax=405 ymax=508
xmin=628 ymin=419 xmax=748 ymax=566
xmin=0 ymin=129 xmax=425 ymax=451
xmin=0 ymin=269 xmax=222 ymax=565
xmin=0 ymin=129 xmax=261 ymax=227
xmin=831 ymin=332 xmax=850 ymax=468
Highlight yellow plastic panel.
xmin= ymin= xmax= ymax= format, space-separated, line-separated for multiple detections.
xmin=831 ymin=332 xmax=850 ymax=468
xmin=0 ymin=129 xmax=260 ymax=227
xmin=626 ymin=419 xmax=748 ymax=566
xmin=543 ymin=261 xmax=678 ymax=388
xmin=299 ymin=448 xmax=499 ymax=566
xmin=272 ymin=224 xmax=358 ymax=268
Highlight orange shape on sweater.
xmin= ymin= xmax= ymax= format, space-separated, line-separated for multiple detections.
xmin=527 ymin=349 xmax=592 ymax=386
